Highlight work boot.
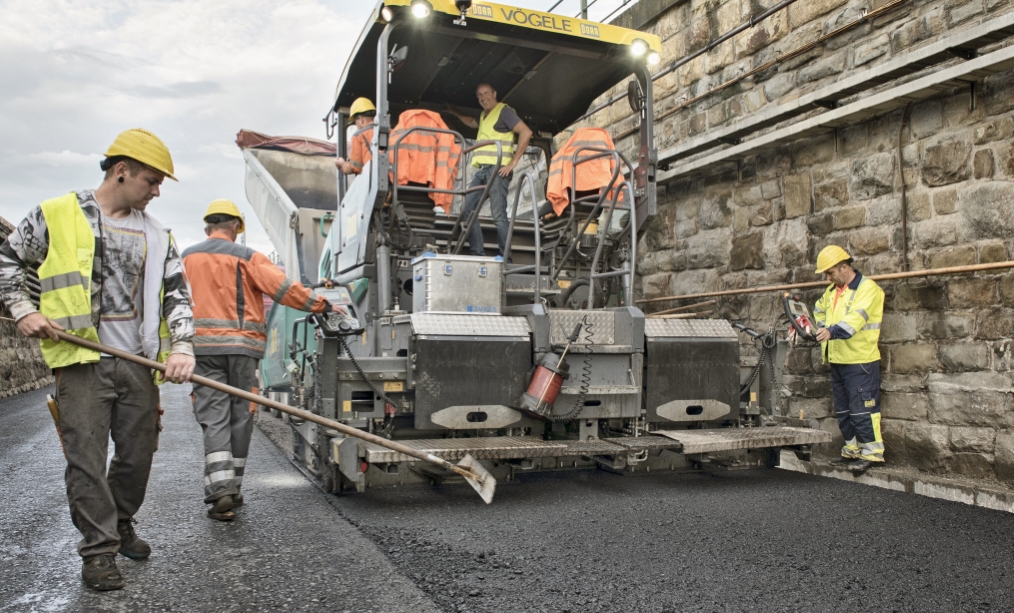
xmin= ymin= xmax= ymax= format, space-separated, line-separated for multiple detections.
xmin=829 ymin=456 xmax=860 ymax=466
xmin=207 ymin=495 xmax=236 ymax=521
xmin=849 ymin=460 xmax=879 ymax=474
xmin=117 ymin=518 xmax=152 ymax=560
xmin=81 ymin=554 xmax=125 ymax=591
xmin=233 ymin=492 xmax=244 ymax=507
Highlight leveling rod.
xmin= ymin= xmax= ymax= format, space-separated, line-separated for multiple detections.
xmin=2 ymin=319 xmax=496 ymax=503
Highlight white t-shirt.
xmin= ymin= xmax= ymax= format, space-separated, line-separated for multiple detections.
xmin=97 ymin=210 xmax=147 ymax=355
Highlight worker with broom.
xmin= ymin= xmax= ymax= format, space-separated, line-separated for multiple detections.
xmin=0 ymin=129 xmax=195 ymax=591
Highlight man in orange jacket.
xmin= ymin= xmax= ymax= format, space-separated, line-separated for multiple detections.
xmin=335 ymin=97 xmax=376 ymax=175
xmin=182 ymin=199 xmax=340 ymax=520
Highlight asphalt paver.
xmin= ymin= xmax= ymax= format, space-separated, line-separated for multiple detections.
xmin=0 ymin=384 xmax=440 ymax=613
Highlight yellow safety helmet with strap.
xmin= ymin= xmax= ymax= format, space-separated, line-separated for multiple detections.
xmin=815 ymin=245 xmax=852 ymax=274
xmin=203 ymin=199 xmax=245 ymax=234
xmin=349 ymin=97 xmax=376 ymax=119
xmin=104 ymin=128 xmax=177 ymax=181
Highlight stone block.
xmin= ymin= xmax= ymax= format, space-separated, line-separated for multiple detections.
xmin=894 ymin=282 xmax=948 ymax=310
xmin=730 ymin=232 xmax=764 ymax=271
xmin=918 ymin=312 xmax=975 ymax=340
xmin=782 ymin=173 xmax=812 ymax=218
xmin=961 ymin=182 xmax=1014 ymax=238
xmin=784 ymin=345 xmax=815 ymax=374
xmin=698 ymin=190 xmax=734 ymax=230
xmin=813 ymin=178 xmax=848 ymax=211
xmin=976 ymin=307 xmax=1014 ymax=339
xmin=890 ymin=344 xmax=938 ymax=374
xmin=927 ymin=371 xmax=1014 ymax=428
xmin=933 ymin=188 xmax=958 ymax=215
xmin=684 ymin=17 xmax=712 ymax=55
xmin=947 ymin=0 xmax=984 ymax=26
xmin=974 ymin=116 xmax=1014 ymax=145
xmin=974 ymin=149 xmax=995 ymax=179
xmin=904 ymin=192 xmax=931 ymax=223
xmin=926 ymin=245 xmax=976 ymax=269
xmin=788 ymin=0 xmax=849 ymax=29
xmin=849 ymin=227 xmax=890 ymax=255
xmin=995 ymin=430 xmax=1014 ymax=484
xmin=948 ymin=278 xmax=997 ymax=308
xmin=736 ymin=10 xmax=788 ymax=56
xmin=867 ymin=197 xmax=902 ymax=226
xmin=838 ymin=124 xmax=870 ymax=158
xmin=1000 ymin=275 xmax=1014 ymax=305
xmin=881 ymin=373 xmax=926 ymax=393
xmin=978 ymin=241 xmax=1007 ymax=263
xmin=905 ymin=421 xmax=953 ymax=472
xmin=909 ymin=100 xmax=944 ymax=139
xmin=791 ymin=133 xmax=836 ymax=167
xmin=686 ymin=229 xmax=730 ymax=269
xmin=733 ymin=206 xmax=749 ymax=233
xmin=760 ymin=179 xmax=781 ymax=200
xmin=750 ymin=202 xmax=773 ymax=226
xmin=787 ymin=397 xmax=833 ymax=420
xmin=889 ymin=7 xmax=946 ymax=55
xmin=939 ymin=343 xmax=990 ymax=372
xmin=911 ymin=216 xmax=964 ymax=248
xmin=641 ymin=272 xmax=674 ymax=300
xmin=657 ymin=250 xmax=688 ymax=272
xmin=881 ymin=392 xmax=929 ymax=421
xmin=949 ymin=426 xmax=996 ymax=453
xmin=832 ymin=206 xmax=866 ymax=230
xmin=921 ymin=137 xmax=973 ymax=187
xmin=806 ymin=213 xmax=833 ymax=236
xmin=946 ymin=453 xmax=996 ymax=480
xmin=855 ymin=34 xmax=890 ymax=66
xmin=850 ymin=153 xmax=895 ymax=200
xmin=799 ymin=52 xmax=847 ymax=85
xmin=880 ymin=418 xmax=908 ymax=463
xmin=880 ymin=313 xmax=918 ymax=343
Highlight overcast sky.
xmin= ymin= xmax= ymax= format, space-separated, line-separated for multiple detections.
xmin=0 ymin=0 xmax=633 ymax=255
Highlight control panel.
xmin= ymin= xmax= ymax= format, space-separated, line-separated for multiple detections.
xmin=312 ymin=285 xmax=365 ymax=337
xmin=782 ymin=293 xmax=817 ymax=342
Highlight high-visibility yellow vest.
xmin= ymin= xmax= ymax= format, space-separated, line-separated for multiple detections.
xmin=37 ymin=193 xmax=102 ymax=368
xmin=37 ymin=193 xmax=173 ymax=375
xmin=813 ymin=274 xmax=884 ymax=364
xmin=472 ymin=102 xmax=516 ymax=168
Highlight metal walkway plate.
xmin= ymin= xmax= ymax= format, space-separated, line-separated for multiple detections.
xmin=362 ymin=436 xmax=628 ymax=464
xmin=649 ymin=426 xmax=832 ymax=454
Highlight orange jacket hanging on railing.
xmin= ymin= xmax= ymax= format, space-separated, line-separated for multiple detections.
xmin=388 ymin=110 xmax=462 ymax=213
xmin=547 ymin=127 xmax=620 ymax=216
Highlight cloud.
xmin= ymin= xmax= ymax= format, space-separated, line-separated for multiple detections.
xmin=25 ymin=150 xmax=104 ymax=167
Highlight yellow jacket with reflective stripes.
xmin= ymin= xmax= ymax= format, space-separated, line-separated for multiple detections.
xmin=813 ymin=272 xmax=884 ymax=364
xmin=472 ymin=102 xmax=515 ymax=168
xmin=37 ymin=193 xmax=175 ymax=373
xmin=37 ymin=193 xmax=102 ymax=368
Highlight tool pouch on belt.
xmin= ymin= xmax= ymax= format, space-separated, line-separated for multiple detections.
xmin=46 ymin=394 xmax=68 ymax=459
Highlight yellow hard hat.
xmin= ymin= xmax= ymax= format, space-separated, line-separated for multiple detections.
xmin=104 ymin=128 xmax=177 ymax=181
xmin=203 ymin=199 xmax=245 ymax=234
xmin=815 ymin=245 xmax=852 ymax=274
xmin=349 ymin=97 xmax=376 ymax=119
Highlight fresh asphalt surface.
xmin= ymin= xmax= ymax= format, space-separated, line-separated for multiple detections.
xmin=1 ymin=384 xmax=1012 ymax=612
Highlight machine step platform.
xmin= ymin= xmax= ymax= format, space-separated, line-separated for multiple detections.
xmin=649 ymin=426 xmax=832 ymax=454
xmin=358 ymin=426 xmax=829 ymax=463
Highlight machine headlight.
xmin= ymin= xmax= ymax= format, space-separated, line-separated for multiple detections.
xmin=647 ymin=51 xmax=661 ymax=66
xmin=630 ymin=39 xmax=647 ymax=57
xmin=381 ymin=5 xmax=394 ymax=21
xmin=411 ymin=0 xmax=431 ymax=18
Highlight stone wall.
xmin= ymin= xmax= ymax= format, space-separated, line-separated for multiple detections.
xmin=577 ymin=0 xmax=1014 ymax=485
xmin=0 ymin=216 xmax=53 ymax=398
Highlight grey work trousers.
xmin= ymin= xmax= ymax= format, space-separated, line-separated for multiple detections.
xmin=192 ymin=355 xmax=258 ymax=503
xmin=55 ymin=357 xmax=160 ymax=560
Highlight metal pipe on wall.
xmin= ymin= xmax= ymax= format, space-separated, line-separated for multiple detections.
xmin=636 ymin=260 xmax=1014 ymax=305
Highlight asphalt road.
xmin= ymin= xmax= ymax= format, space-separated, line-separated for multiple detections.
xmin=2 ymin=383 xmax=1014 ymax=612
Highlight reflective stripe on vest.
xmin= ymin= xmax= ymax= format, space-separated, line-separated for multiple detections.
xmin=37 ymin=193 xmax=102 ymax=368
xmin=472 ymin=102 xmax=516 ymax=168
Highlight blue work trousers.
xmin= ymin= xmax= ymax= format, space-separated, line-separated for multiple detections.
xmin=463 ymin=165 xmax=512 ymax=257
xmin=830 ymin=361 xmax=885 ymax=461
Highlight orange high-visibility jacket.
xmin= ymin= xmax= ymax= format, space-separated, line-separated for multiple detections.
xmin=388 ymin=110 xmax=462 ymax=213
xmin=344 ymin=126 xmax=374 ymax=175
xmin=182 ymin=232 xmax=328 ymax=358
xmin=547 ymin=127 xmax=619 ymax=216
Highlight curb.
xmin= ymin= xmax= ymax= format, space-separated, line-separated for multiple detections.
xmin=779 ymin=451 xmax=1014 ymax=514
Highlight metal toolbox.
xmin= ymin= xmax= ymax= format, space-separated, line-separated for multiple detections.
xmin=411 ymin=253 xmax=503 ymax=314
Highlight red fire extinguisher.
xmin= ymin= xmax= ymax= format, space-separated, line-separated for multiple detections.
xmin=519 ymin=322 xmax=582 ymax=415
